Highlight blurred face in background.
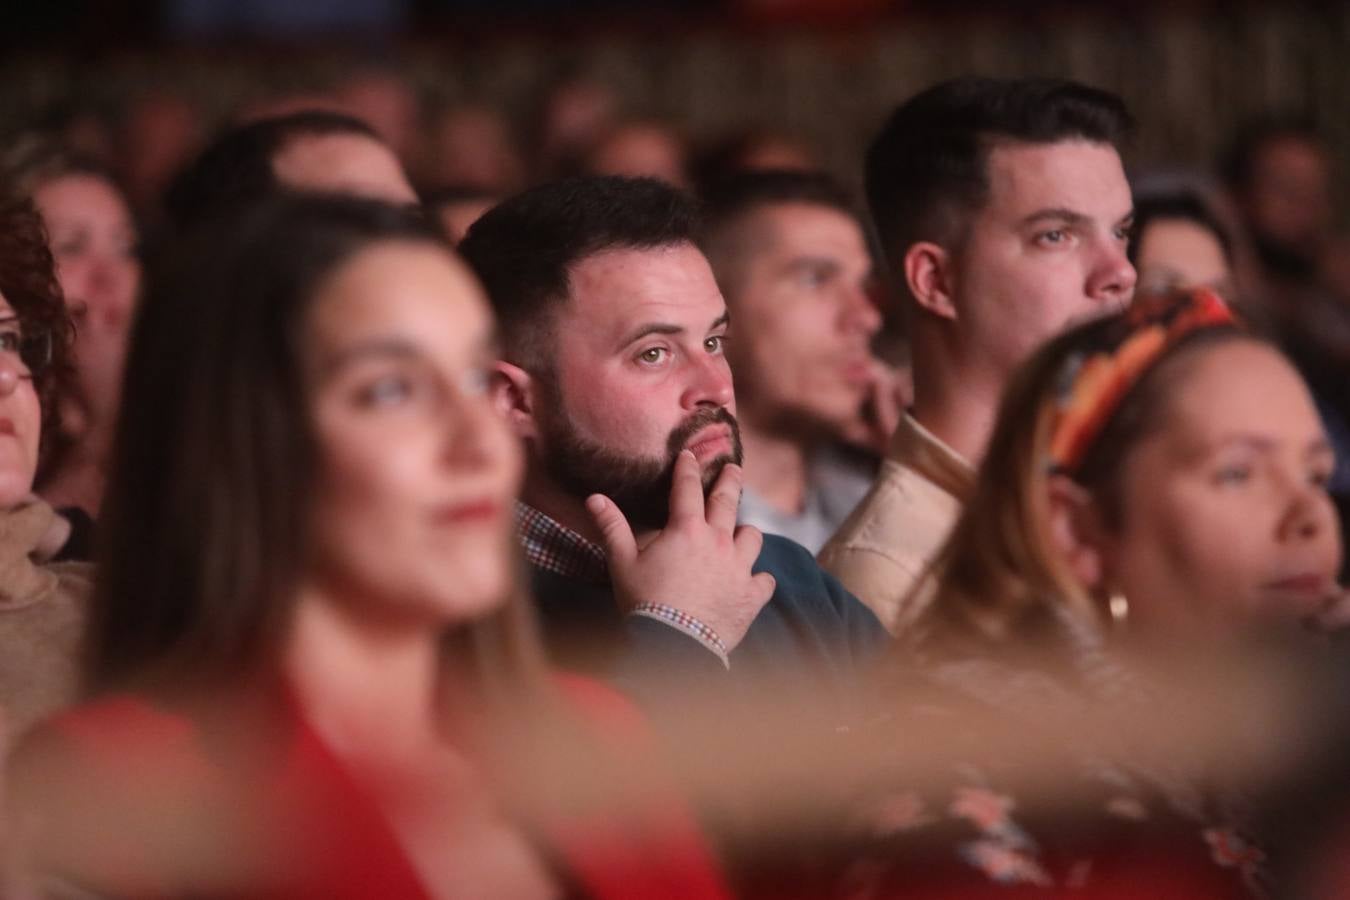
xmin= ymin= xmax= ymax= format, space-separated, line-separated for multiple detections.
xmin=1133 ymin=217 xmax=1234 ymax=297
xmin=1242 ymin=135 xmax=1333 ymax=252
xmin=33 ymin=172 xmax=141 ymax=430
xmin=303 ymin=241 xmax=522 ymax=625
xmin=720 ymin=202 xmax=881 ymax=434
xmin=1088 ymin=339 xmax=1340 ymax=634
xmin=586 ymin=123 xmax=689 ymax=189
xmin=0 ymin=294 xmax=43 ymax=507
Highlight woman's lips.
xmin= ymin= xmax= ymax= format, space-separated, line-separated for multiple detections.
xmin=434 ymin=499 xmax=502 ymax=524
xmin=1264 ymin=573 xmax=1332 ymax=595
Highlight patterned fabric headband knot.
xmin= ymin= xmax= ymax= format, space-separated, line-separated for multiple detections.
xmin=1048 ymin=288 xmax=1238 ymax=476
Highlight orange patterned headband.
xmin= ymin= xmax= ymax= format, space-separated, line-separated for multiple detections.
xmin=1048 ymin=288 xmax=1238 ymax=475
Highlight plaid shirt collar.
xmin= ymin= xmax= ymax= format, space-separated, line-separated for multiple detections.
xmin=515 ymin=502 xmax=609 ymax=584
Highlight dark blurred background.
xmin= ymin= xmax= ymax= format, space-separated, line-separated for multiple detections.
xmin=4 ymin=0 xmax=1350 ymax=210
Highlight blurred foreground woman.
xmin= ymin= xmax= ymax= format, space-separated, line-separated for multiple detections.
xmin=7 ymin=195 xmax=729 ymax=899
xmin=844 ymin=289 xmax=1341 ymax=898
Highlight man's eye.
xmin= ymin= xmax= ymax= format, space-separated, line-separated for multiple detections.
xmin=1036 ymin=230 xmax=1067 ymax=246
xmin=637 ymin=347 xmax=668 ymax=365
xmin=704 ymin=335 xmax=725 ymax=354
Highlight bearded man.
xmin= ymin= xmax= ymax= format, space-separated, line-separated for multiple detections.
xmin=459 ymin=175 xmax=885 ymax=713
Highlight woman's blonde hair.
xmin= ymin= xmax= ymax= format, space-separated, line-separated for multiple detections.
xmin=907 ymin=300 xmax=1251 ymax=662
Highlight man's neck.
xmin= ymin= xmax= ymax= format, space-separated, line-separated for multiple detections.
xmin=737 ymin=415 xmax=812 ymax=516
xmin=908 ymin=340 xmax=1003 ymax=467
xmin=519 ymin=472 xmax=605 ymax=545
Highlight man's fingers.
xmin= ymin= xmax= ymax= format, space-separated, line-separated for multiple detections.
xmin=667 ymin=449 xmax=706 ymax=524
xmin=732 ymin=523 xmax=764 ymax=566
xmin=749 ymin=571 xmax=776 ymax=605
xmin=585 ymin=494 xmax=637 ymax=566
xmin=704 ymin=463 xmax=743 ymax=532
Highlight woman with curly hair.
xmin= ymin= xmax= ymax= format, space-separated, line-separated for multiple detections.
xmin=0 ymin=190 xmax=86 ymax=750
xmin=3 ymin=137 xmax=142 ymax=540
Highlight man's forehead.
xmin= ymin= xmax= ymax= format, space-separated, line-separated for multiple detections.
xmin=564 ymin=243 xmax=726 ymax=330
xmin=983 ymin=139 xmax=1130 ymax=217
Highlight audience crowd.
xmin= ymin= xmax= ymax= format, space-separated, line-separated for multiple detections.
xmin=0 ymin=61 xmax=1348 ymax=899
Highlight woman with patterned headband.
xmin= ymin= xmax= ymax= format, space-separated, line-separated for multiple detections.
xmin=839 ymin=287 xmax=1342 ymax=897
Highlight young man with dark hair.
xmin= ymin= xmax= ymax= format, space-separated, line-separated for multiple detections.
xmin=459 ymin=175 xmax=885 ymax=710
xmin=164 ymin=110 xmax=417 ymax=228
xmin=819 ymin=76 xmax=1137 ymax=632
xmin=698 ymin=169 xmax=898 ymax=552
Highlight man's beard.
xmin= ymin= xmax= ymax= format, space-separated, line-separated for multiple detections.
xmin=538 ymin=402 xmax=744 ymax=533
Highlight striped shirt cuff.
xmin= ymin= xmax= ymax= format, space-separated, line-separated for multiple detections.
xmin=629 ymin=603 xmax=730 ymax=669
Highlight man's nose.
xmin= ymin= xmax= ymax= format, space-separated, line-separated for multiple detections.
xmin=1087 ymin=237 xmax=1137 ymax=305
xmin=681 ymin=354 xmax=733 ymax=410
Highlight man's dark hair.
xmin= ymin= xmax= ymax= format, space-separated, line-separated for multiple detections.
xmin=1218 ymin=114 xmax=1325 ymax=193
xmin=1127 ymin=190 xmax=1234 ymax=267
xmin=865 ymin=77 xmax=1133 ymax=263
xmin=458 ymin=175 xmax=698 ymax=371
xmin=699 ymin=168 xmax=861 ymax=232
xmin=163 ymin=110 xmax=380 ymax=229
xmin=697 ymin=168 xmax=866 ymax=293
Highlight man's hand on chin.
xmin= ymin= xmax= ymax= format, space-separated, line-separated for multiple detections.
xmin=587 ymin=449 xmax=775 ymax=654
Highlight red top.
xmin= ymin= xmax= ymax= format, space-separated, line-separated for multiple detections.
xmin=14 ymin=674 xmax=732 ymax=900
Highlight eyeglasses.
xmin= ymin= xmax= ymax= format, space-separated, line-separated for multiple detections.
xmin=0 ymin=315 xmax=53 ymax=378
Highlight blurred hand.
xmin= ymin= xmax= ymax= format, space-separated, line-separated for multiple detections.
xmin=837 ymin=358 xmax=911 ymax=456
xmin=587 ymin=450 xmax=775 ymax=651
xmin=1311 ymin=585 xmax=1350 ymax=632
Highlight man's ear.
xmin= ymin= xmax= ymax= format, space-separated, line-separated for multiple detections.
xmin=902 ymin=241 xmax=958 ymax=321
xmin=1045 ymin=474 xmax=1110 ymax=592
xmin=490 ymin=361 xmax=539 ymax=442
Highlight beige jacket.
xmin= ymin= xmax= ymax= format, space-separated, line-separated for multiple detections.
xmin=817 ymin=415 xmax=972 ymax=635
xmin=0 ymin=501 xmax=91 ymax=752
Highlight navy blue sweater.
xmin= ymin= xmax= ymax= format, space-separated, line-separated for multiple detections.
xmin=530 ymin=533 xmax=889 ymax=721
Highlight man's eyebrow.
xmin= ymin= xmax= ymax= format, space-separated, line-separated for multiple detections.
xmin=616 ymin=312 xmax=730 ymax=350
xmin=615 ymin=322 xmax=684 ymax=351
xmin=1020 ymin=207 xmax=1090 ymax=228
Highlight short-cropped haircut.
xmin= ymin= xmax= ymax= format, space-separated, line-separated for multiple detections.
xmin=458 ymin=175 xmax=699 ymax=371
xmin=865 ymin=77 xmax=1132 ymax=265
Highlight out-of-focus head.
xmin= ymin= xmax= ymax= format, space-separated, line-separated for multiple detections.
xmin=331 ymin=66 xmax=422 ymax=166
xmin=1129 ymin=191 xmax=1235 ymax=297
xmin=115 ymin=90 xmax=203 ymax=216
xmin=0 ymin=193 xmax=74 ymax=506
xmin=918 ymin=290 xmax=1341 ymax=656
xmin=164 ymin=111 xmax=417 ymax=229
xmin=699 ymin=169 xmax=880 ymax=435
xmin=866 ymin=77 xmax=1136 ymax=374
xmin=3 ymin=138 xmax=142 ymax=435
xmin=424 ymin=104 xmax=525 ymax=195
xmin=461 ymin=175 xmax=738 ymax=532
xmin=1220 ymin=116 xmax=1332 ymax=279
xmin=424 ymin=186 xmax=500 ymax=245
xmin=91 ymin=195 xmax=527 ymax=693
xmin=584 ymin=121 xmax=689 ymax=189
xmin=690 ymin=129 xmax=818 ymax=191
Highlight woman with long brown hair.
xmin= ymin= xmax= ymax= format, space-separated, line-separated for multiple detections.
xmin=8 ymin=194 xmax=728 ymax=899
